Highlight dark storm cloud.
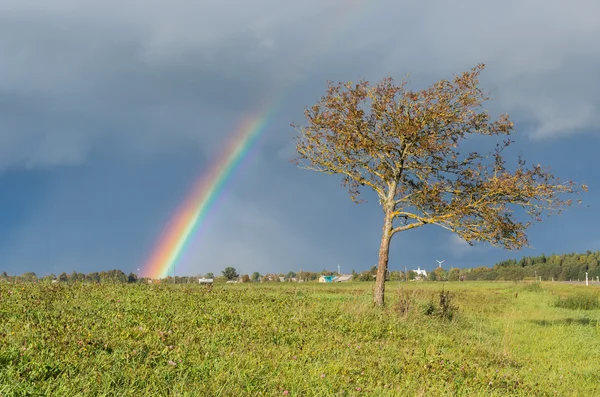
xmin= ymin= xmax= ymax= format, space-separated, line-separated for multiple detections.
xmin=2 ymin=0 xmax=598 ymax=170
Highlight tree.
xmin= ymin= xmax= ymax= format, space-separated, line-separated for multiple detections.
xmin=389 ymin=270 xmax=404 ymax=281
xmin=427 ymin=270 xmax=438 ymax=282
xmin=58 ymin=272 xmax=68 ymax=283
xmin=251 ymin=272 xmax=261 ymax=282
xmin=222 ymin=267 xmax=239 ymax=281
xmin=241 ymin=274 xmax=250 ymax=283
xmin=206 ymin=272 xmax=215 ymax=279
xmin=357 ymin=271 xmax=374 ymax=282
xmin=88 ymin=272 xmax=100 ymax=283
xmin=22 ymin=272 xmax=38 ymax=283
xmin=285 ymin=271 xmax=297 ymax=281
xmin=42 ymin=273 xmax=57 ymax=283
xmin=430 ymin=267 xmax=447 ymax=281
xmin=448 ymin=268 xmax=461 ymax=281
xmin=128 ymin=273 xmax=138 ymax=283
xmin=292 ymin=64 xmax=586 ymax=306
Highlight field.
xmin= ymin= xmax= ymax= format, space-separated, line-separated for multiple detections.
xmin=1 ymin=281 xmax=600 ymax=396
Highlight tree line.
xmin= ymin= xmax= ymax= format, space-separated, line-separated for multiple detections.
xmin=461 ymin=251 xmax=600 ymax=282
xmin=0 ymin=270 xmax=142 ymax=284
xmin=0 ymin=267 xmax=327 ymax=284
xmin=2 ymin=250 xmax=599 ymax=284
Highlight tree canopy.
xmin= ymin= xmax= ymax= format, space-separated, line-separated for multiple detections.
xmin=222 ymin=267 xmax=239 ymax=281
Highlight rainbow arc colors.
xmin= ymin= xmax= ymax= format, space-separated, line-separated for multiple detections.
xmin=142 ymin=107 xmax=273 ymax=279
xmin=142 ymin=0 xmax=372 ymax=279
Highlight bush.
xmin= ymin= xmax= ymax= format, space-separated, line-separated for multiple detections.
xmin=423 ymin=289 xmax=458 ymax=321
xmin=554 ymin=293 xmax=599 ymax=310
xmin=394 ymin=289 xmax=417 ymax=317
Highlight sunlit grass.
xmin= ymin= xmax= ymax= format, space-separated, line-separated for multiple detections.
xmin=1 ymin=281 xmax=599 ymax=396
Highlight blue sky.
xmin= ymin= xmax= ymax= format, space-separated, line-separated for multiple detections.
xmin=1 ymin=0 xmax=599 ymax=277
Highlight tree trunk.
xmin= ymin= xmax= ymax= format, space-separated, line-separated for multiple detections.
xmin=374 ymin=211 xmax=393 ymax=306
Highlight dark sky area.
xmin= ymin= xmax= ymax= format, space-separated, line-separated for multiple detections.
xmin=1 ymin=0 xmax=598 ymax=277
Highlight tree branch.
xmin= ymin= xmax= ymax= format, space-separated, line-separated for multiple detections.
xmin=391 ymin=221 xmax=425 ymax=235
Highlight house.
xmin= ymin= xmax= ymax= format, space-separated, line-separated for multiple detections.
xmin=198 ymin=277 xmax=213 ymax=285
xmin=334 ymin=274 xmax=353 ymax=282
xmin=413 ymin=267 xmax=427 ymax=280
xmin=319 ymin=275 xmax=336 ymax=283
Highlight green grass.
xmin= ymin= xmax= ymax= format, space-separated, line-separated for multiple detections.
xmin=553 ymin=292 xmax=600 ymax=310
xmin=1 ymin=281 xmax=599 ymax=396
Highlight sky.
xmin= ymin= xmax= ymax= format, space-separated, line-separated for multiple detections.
xmin=1 ymin=0 xmax=599 ymax=277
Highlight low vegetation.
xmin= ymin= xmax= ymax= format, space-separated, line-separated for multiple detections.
xmin=1 ymin=281 xmax=599 ymax=396
xmin=553 ymin=292 xmax=600 ymax=310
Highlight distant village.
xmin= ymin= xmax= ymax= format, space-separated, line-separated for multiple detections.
xmin=198 ymin=265 xmax=435 ymax=285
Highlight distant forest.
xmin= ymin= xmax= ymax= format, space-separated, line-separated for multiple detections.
xmin=2 ymin=250 xmax=600 ymax=283
xmin=462 ymin=250 xmax=600 ymax=282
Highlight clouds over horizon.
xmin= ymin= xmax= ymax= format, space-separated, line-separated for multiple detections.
xmin=0 ymin=1 xmax=598 ymax=275
xmin=0 ymin=0 xmax=599 ymax=171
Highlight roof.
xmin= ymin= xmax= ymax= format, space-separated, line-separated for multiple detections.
xmin=334 ymin=275 xmax=353 ymax=282
xmin=413 ymin=267 xmax=428 ymax=276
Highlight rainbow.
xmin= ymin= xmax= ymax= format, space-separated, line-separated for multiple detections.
xmin=142 ymin=0 xmax=373 ymax=279
xmin=143 ymin=103 xmax=276 ymax=279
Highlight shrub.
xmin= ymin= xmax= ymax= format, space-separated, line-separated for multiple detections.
xmin=423 ymin=289 xmax=458 ymax=321
xmin=394 ymin=289 xmax=417 ymax=317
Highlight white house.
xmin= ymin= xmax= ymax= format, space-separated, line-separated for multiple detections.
xmin=413 ymin=267 xmax=427 ymax=280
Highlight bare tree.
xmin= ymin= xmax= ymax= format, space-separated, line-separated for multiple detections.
xmin=291 ymin=64 xmax=586 ymax=306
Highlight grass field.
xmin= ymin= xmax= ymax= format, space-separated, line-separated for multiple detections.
xmin=1 ymin=281 xmax=599 ymax=396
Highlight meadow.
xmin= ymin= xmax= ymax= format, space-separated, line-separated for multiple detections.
xmin=1 ymin=281 xmax=599 ymax=396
